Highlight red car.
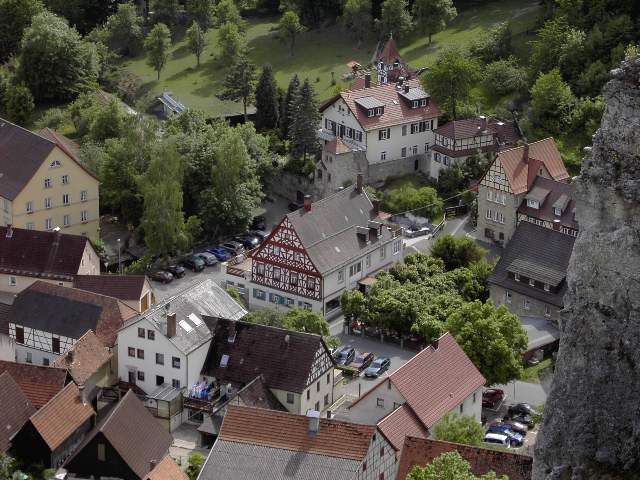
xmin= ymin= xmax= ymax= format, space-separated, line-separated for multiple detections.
xmin=482 ymin=388 xmax=505 ymax=409
xmin=350 ymin=352 xmax=374 ymax=372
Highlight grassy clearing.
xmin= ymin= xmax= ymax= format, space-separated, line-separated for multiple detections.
xmin=120 ymin=0 xmax=542 ymax=117
xmin=521 ymin=357 xmax=554 ymax=384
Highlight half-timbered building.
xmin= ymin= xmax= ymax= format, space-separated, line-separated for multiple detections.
xmin=477 ymin=138 xmax=571 ymax=246
xmin=226 ymin=176 xmax=404 ymax=318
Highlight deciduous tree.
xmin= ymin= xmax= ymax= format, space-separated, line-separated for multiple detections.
xmin=186 ymin=0 xmax=214 ymax=30
xmin=407 ymin=451 xmax=506 ymax=480
xmin=432 ymin=413 xmax=485 ymax=446
xmin=151 ymin=0 xmax=180 ymax=28
xmin=144 ymin=23 xmax=172 ymax=80
xmin=4 ymin=82 xmax=34 ymax=125
xmin=285 ymin=309 xmax=330 ymax=335
xmin=431 ymin=235 xmax=486 ymax=270
xmin=278 ymin=11 xmax=305 ymax=56
xmin=213 ymin=0 xmax=243 ymax=27
xmin=469 ymin=21 xmax=512 ymax=63
xmin=219 ymin=56 xmax=256 ymax=122
xmin=244 ymin=309 xmax=287 ymax=328
xmin=412 ymin=0 xmax=456 ymax=45
xmin=102 ymin=3 xmax=144 ymax=56
xmin=217 ymin=22 xmax=246 ymax=64
xmin=0 ymin=0 xmax=44 ymax=62
xmin=186 ymin=20 xmax=207 ymax=67
xmin=529 ymin=68 xmax=576 ymax=135
xmin=254 ymin=64 xmax=279 ymax=130
xmin=378 ymin=0 xmax=413 ymax=41
xmin=341 ymin=0 xmax=372 ymax=46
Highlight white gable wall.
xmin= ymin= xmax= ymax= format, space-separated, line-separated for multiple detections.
xmin=348 ymin=378 xmax=406 ymax=425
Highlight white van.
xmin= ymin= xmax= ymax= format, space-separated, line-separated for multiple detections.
xmin=483 ymin=432 xmax=510 ymax=448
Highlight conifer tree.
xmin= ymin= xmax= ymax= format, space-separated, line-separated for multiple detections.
xmin=280 ymin=74 xmax=300 ymax=138
xmin=289 ymin=78 xmax=320 ymax=164
xmin=254 ymin=64 xmax=279 ymax=131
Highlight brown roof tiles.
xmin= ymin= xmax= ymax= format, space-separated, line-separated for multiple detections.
xmin=144 ymin=456 xmax=188 ymax=480
xmin=30 ymin=382 xmax=95 ymax=450
xmin=517 ymin=176 xmax=578 ymax=231
xmin=219 ymin=406 xmax=376 ymax=461
xmin=324 ymin=137 xmax=353 ymax=155
xmin=397 ymin=436 xmax=532 ymax=480
xmin=377 ymin=404 xmax=429 ymax=452
xmin=377 ymin=37 xmax=404 ymax=65
xmin=0 ymin=360 xmax=67 ymax=408
xmin=73 ymin=274 xmax=148 ymax=301
xmin=0 ymin=371 xmax=35 ymax=452
xmin=52 ymin=330 xmax=112 ymax=385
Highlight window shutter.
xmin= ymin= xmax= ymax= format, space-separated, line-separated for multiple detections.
xmin=386 ymin=128 xmax=390 ymax=138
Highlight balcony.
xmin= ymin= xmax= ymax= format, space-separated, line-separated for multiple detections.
xmin=317 ymin=128 xmax=365 ymax=151
xmin=224 ymin=253 xmax=253 ymax=279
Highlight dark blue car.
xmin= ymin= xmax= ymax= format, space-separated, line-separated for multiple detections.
xmin=487 ymin=425 xmax=524 ymax=447
xmin=207 ymin=246 xmax=232 ymax=261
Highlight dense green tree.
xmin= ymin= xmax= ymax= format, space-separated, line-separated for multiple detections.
xmin=446 ymin=260 xmax=494 ymax=302
xmin=530 ymin=17 xmax=586 ymax=78
xmin=88 ymin=98 xmax=127 ymax=142
xmin=412 ymin=0 xmax=457 ymax=45
xmin=254 ymin=64 xmax=279 ymax=130
xmin=144 ymin=23 xmax=172 ymax=80
xmin=214 ymin=0 xmax=243 ymax=27
xmin=340 ymin=289 xmax=367 ymax=322
xmin=151 ymin=0 xmax=180 ymax=27
xmin=44 ymin=0 xmax=112 ymax=34
xmin=18 ymin=11 xmax=90 ymax=102
xmin=421 ymin=46 xmax=481 ymax=119
xmin=219 ymin=56 xmax=256 ymax=122
xmin=4 ymin=82 xmax=34 ymax=125
xmin=407 ymin=451 xmax=506 ymax=480
xmin=186 ymin=0 xmax=214 ymax=30
xmin=244 ymin=309 xmax=287 ymax=328
xmin=469 ymin=22 xmax=512 ymax=63
xmin=378 ymin=0 xmax=413 ymax=40
xmin=285 ymin=309 xmax=330 ymax=335
xmin=281 ymin=0 xmax=343 ymax=27
xmin=280 ymin=74 xmax=300 ymax=138
xmin=432 ymin=413 xmax=485 ymax=446
xmin=186 ymin=452 xmax=205 ymax=480
xmin=0 ymin=0 xmax=44 ymax=62
xmin=569 ymin=95 xmax=604 ymax=142
xmin=481 ymin=57 xmax=528 ymax=97
xmin=529 ymin=68 xmax=576 ymax=135
xmin=140 ymin=141 xmax=186 ymax=257
xmin=341 ymin=0 xmax=372 ymax=47
xmin=288 ymin=79 xmax=320 ymax=165
xmin=217 ymin=22 xmax=246 ymax=64
xmin=278 ymin=11 xmax=305 ymax=56
xmin=381 ymin=184 xmax=443 ymax=219
xmin=576 ymin=59 xmax=609 ymax=96
xmin=102 ymin=3 xmax=144 ymax=56
xmin=186 ymin=21 xmax=207 ymax=67
xmin=446 ymin=300 xmax=528 ymax=385
xmin=431 ymin=235 xmax=486 ymax=270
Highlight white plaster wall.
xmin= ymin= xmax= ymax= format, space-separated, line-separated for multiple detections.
xmin=348 ymin=378 xmax=406 ymax=425
xmin=186 ymin=340 xmax=211 ymax=391
xmin=366 ymin=120 xmax=437 ymax=166
xmin=321 ymin=99 xmax=366 ymax=149
xmin=0 ymin=274 xmax=72 ymax=296
xmin=271 ymin=388 xmax=301 ymax=414
xmin=0 ymin=333 xmax=15 ymax=361
xmin=299 ymin=369 xmax=335 ymax=414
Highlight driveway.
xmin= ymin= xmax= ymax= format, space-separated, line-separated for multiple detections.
xmin=152 ymin=263 xmax=225 ymax=301
xmin=404 ymin=214 xmax=473 ymax=254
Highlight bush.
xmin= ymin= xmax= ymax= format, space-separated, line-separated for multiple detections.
xmin=34 ymin=108 xmax=68 ymax=130
xmin=482 ymin=57 xmax=528 ymax=97
xmin=382 ymin=184 xmax=443 ymax=220
xmin=4 ymin=83 xmax=34 ymax=125
xmin=335 ymin=364 xmax=359 ymax=377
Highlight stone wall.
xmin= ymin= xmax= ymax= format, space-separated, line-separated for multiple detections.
xmin=532 ymin=57 xmax=640 ymax=479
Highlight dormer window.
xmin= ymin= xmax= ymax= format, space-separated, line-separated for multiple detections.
xmin=554 ymin=207 xmax=562 ymax=216
xmin=527 ymin=199 xmax=539 ymax=209
xmin=544 ymin=283 xmax=550 ymax=292
xmin=356 ymin=96 xmax=385 ymax=117
xmin=375 ymin=107 xmax=383 ymax=115
xmin=368 ymin=109 xmax=375 ymax=117
xmin=412 ymin=100 xmax=419 ymax=108
xmin=514 ymin=273 xmax=520 ymax=282
xmin=420 ymin=99 xmax=427 ymax=107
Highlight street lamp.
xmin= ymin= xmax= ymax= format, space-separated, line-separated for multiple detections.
xmin=117 ymin=238 xmax=121 ymax=274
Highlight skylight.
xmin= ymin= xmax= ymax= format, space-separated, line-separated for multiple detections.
xmin=188 ymin=313 xmax=203 ymax=326
xmin=178 ymin=320 xmax=193 ymax=333
xmin=220 ymin=354 xmax=229 ymax=367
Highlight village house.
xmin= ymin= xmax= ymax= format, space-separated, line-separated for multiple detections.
xmin=476 ymin=138 xmax=571 ymax=246
xmin=0 ymin=225 xmax=100 ymax=300
xmin=430 ymin=116 xmax=521 ymax=179
xmin=11 ymin=382 xmax=95 ymax=469
xmin=143 ymin=456 xmax=187 ymax=480
xmin=0 ymin=360 xmax=68 ymax=408
xmin=396 ymin=436 xmax=532 ymax=480
xmin=224 ymin=177 xmax=404 ymax=319
xmin=73 ymin=275 xmax=155 ymax=313
xmin=2 ymin=281 xmax=137 ymax=366
xmin=347 ymin=333 xmax=485 ymax=438
xmin=198 ymin=405 xmax=399 ymax=480
xmin=0 ymin=119 xmax=100 ymax=239
xmin=0 ymin=371 xmax=35 ymax=453
xmin=63 ymin=390 xmax=174 ymax=480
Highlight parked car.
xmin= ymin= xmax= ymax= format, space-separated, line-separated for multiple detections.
xmin=508 ymin=403 xmax=540 ymax=417
xmin=165 ymin=265 xmax=185 ymax=278
xmin=487 ymin=425 xmax=524 ymax=447
xmin=251 ymin=216 xmax=266 ymax=231
xmin=183 ymin=255 xmax=205 ymax=272
xmin=364 ymin=357 xmax=391 ymax=378
xmin=207 ymin=246 xmax=232 ymax=262
xmin=351 ymin=352 xmax=374 ymax=372
xmin=233 ymin=234 xmax=260 ymax=250
xmin=288 ymin=201 xmax=304 ymax=212
xmin=221 ymin=241 xmax=245 ymax=256
xmin=250 ymin=230 xmax=270 ymax=241
xmin=197 ymin=252 xmax=219 ymax=266
xmin=483 ymin=432 xmax=511 ymax=448
xmin=405 ymin=225 xmax=431 ymax=238
xmin=482 ymin=388 xmax=505 ymax=409
xmin=497 ymin=420 xmax=528 ymax=435
xmin=333 ymin=346 xmax=356 ymax=366
xmin=509 ymin=413 xmax=535 ymax=428
xmin=150 ymin=271 xmax=173 ymax=284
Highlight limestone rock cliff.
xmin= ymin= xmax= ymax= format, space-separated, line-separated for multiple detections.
xmin=533 ymin=57 xmax=640 ymax=479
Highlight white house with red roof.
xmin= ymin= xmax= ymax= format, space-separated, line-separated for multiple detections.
xmin=346 ymin=333 xmax=485 ymax=452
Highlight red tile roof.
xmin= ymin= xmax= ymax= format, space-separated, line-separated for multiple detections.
xmin=30 ymin=382 xmax=95 ymax=450
xmin=377 ymin=37 xmax=404 ymax=65
xmin=0 ymin=371 xmax=35 ymax=452
xmin=52 ymin=330 xmax=112 ymax=385
xmin=517 ymin=176 xmax=577 ymax=231
xmin=144 ymin=456 xmax=188 ymax=480
xmin=495 ymin=138 xmax=569 ymax=194
xmin=324 ymin=138 xmax=353 ymax=155
xmin=377 ymin=404 xmax=429 ymax=452
xmin=219 ymin=406 xmax=376 ymax=461
xmin=396 ymin=437 xmax=532 ymax=480
xmin=73 ymin=274 xmax=148 ymax=301
xmin=0 ymin=360 xmax=67 ymax=408
xmin=0 ymin=226 xmax=91 ymax=281
xmin=326 ymin=78 xmax=440 ymax=131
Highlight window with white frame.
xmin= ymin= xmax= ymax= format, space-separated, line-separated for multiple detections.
xmin=434 ymin=152 xmax=441 ymax=163
xmin=273 ymin=267 xmax=281 ymax=281
xmin=26 ymin=223 xmax=34 ymax=230
xmin=505 ymin=291 xmax=512 ymax=304
xmin=80 ymin=190 xmax=88 ymax=202
xmin=45 ymin=197 xmax=52 ymax=209
xmin=412 ymin=145 xmax=418 ymax=155
xmin=61 ymin=174 xmax=69 ymax=184
xmin=544 ymin=283 xmax=550 ymax=292
xmin=527 ymin=199 xmax=539 ymax=209
xmin=9 ymin=276 xmax=16 ymax=286
xmin=62 ymin=193 xmax=70 ymax=206
xmin=420 ymin=98 xmax=427 ymax=106
xmin=380 ymin=151 xmax=386 ymax=161
xmin=393 ymin=239 xmax=401 ymax=254
xmin=45 ymin=218 xmax=53 ymax=230
xmin=523 ymin=299 xmax=530 ymax=310
xmin=401 ymin=147 xmax=407 ymax=157
xmin=63 ymin=214 xmax=70 ymax=227
xmin=554 ymin=207 xmax=562 ymax=216
xmin=379 ymin=128 xmax=390 ymax=140
xmin=338 ymin=269 xmax=344 ymax=283
xmin=529 ymin=278 xmax=535 ymax=286
xmin=412 ymin=100 xmax=418 ymax=108
xmin=410 ymin=123 xmax=418 ymax=134
xmin=424 ymin=143 xmax=430 ymax=152
xmin=375 ymin=107 xmax=383 ymax=115
xmin=256 ymin=263 xmax=265 ymax=275
xmin=349 ymin=262 xmax=362 ymax=277
xmin=44 ymin=178 xmax=51 ymax=189
xmin=486 ymin=209 xmax=492 ymax=219
xmin=365 ymin=254 xmax=371 ymax=268
xmin=514 ymin=273 xmax=520 ymax=282
xmin=290 ymin=272 xmax=298 ymax=285
xmin=253 ymin=288 xmax=266 ymax=300
xmin=380 ymin=245 xmax=386 ymax=259
xmin=81 ymin=210 xmax=88 ymax=222
xmin=50 ymin=160 xmax=61 ymax=168
xmin=544 ymin=305 xmax=551 ymax=317
xmin=25 ymin=201 xmax=33 ymax=213
xmin=487 ymin=190 xmax=493 ymax=201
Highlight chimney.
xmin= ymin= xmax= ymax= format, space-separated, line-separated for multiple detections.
xmin=284 ymin=334 xmax=290 ymax=346
xmin=479 ymin=115 xmax=487 ymax=132
xmin=356 ymin=173 xmax=364 ymax=193
xmin=432 ymin=338 xmax=439 ymax=351
xmin=150 ymin=460 xmax=157 ymax=472
xmin=364 ymin=73 xmax=371 ymax=89
xmin=523 ymin=142 xmax=529 ymax=164
xmin=553 ymin=219 xmax=561 ymax=231
xmin=356 ymin=226 xmax=370 ymax=243
xmin=5 ymin=224 xmax=12 ymax=238
xmin=79 ymin=384 xmax=86 ymax=406
xmin=307 ymin=410 xmax=321 ymax=434
xmin=303 ymin=195 xmax=312 ymax=212
xmin=166 ymin=312 xmax=177 ymax=338
xmin=372 ymin=199 xmax=381 ymax=217
xmin=404 ymin=84 xmax=410 ymax=94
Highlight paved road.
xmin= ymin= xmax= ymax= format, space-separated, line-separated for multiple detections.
xmin=404 ymin=214 xmax=472 ymax=254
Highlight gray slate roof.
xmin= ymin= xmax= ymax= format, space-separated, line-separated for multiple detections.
xmin=130 ymin=279 xmax=247 ymax=355
xmin=199 ymin=440 xmax=362 ymax=480
xmin=520 ymin=315 xmax=560 ymax=351
xmin=354 ymin=96 xmax=385 ymax=110
xmin=399 ymin=87 xmax=429 ymax=101
xmin=489 ymin=222 xmax=575 ymax=307
xmin=286 ymin=185 xmax=394 ymax=273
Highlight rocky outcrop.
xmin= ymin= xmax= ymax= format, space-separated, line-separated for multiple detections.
xmin=533 ymin=57 xmax=640 ymax=479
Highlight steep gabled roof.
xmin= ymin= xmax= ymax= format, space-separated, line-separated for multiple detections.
xmin=0 ymin=360 xmax=67 ymax=408
xmin=235 ymin=375 xmax=287 ymax=411
xmin=52 ymin=330 xmax=112 ymax=385
xmin=396 ymin=437 xmax=533 ymax=480
xmin=377 ymin=36 xmax=404 ymax=65
xmin=201 ymin=318 xmax=331 ymax=394
xmin=0 ymin=371 xmax=35 ymax=452
xmin=37 ymin=128 xmax=99 ymax=181
xmin=324 ymin=137 xmax=353 ymax=155
xmin=67 ymin=390 xmax=172 ymax=479
xmin=377 ymin=404 xmax=429 ymax=452
xmin=219 ymin=406 xmax=375 ymax=461
xmin=0 ymin=226 xmax=91 ymax=281
xmin=144 ymin=456 xmax=187 ymax=480
xmin=517 ymin=176 xmax=578 ymax=230
xmin=6 ymin=281 xmax=137 ymax=347
xmin=73 ymin=274 xmax=149 ymax=301
xmin=30 ymin=382 xmax=95 ymax=451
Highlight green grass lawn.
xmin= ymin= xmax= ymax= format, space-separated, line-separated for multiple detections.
xmin=121 ymin=0 xmax=542 ymax=117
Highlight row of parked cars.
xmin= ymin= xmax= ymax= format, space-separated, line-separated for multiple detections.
xmin=332 ymin=346 xmax=392 ymax=378
xmin=482 ymin=388 xmax=540 ymax=449
xmin=150 ymin=226 xmax=269 ymax=284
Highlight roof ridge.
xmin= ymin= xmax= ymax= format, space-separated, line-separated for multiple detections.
xmin=287 ymin=185 xmax=355 ymax=215
xmin=228 ymin=317 xmax=324 ymax=340
xmin=30 ymin=382 xmax=79 ymax=421
xmin=0 ymin=117 xmax=56 ymax=148
xmin=35 ymin=281 xmax=134 ymax=311
xmin=389 ymin=331 xmax=451 ymax=380
xmin=497 ymin=136 xmax=554 ymax=157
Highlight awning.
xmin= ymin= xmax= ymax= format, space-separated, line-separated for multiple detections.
xmin=358 ymin=277 xmax=377 ymax=286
